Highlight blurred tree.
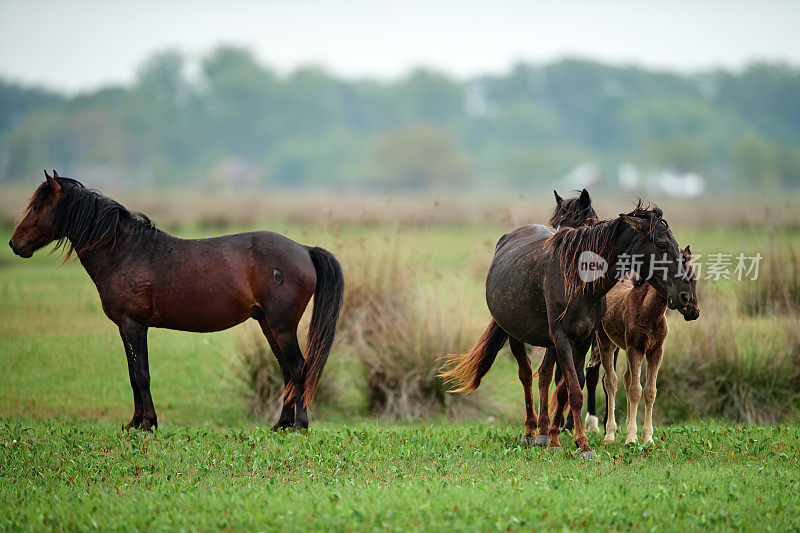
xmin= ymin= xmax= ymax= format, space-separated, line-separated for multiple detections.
xmin=372 ymin=124 xmax=470 ymax=189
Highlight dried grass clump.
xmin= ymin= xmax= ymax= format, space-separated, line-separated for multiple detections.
xmin=658 ymin=303 xmax=800 ymax=424
xmin=341 ymin=238 xmax=481 ymax=419
xmin=739 ymin=239 xmax=800 ymax=316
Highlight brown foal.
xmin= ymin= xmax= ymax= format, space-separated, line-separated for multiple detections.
xmin=593 ymin=246 xmax=699 ymax=445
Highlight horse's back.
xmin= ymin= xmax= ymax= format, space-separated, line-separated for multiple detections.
xmin=486 ymin=224 xmax=554 ymax=345
xmin=143 ymin=230 xmax=316 ymax=332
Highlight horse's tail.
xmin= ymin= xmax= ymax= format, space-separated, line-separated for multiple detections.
xmin=587 ymin=334 xmax=602 ymax=368
xmin=286 ymin=246 xmax=344 ymax=407
xmin=439 ymin=319 xmax=508 ymax=393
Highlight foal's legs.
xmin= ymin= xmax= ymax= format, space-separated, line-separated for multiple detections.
xmin=119 ymin=323 xmax=157 ymax=431
xmin=596 ymin=331 xmax=618 ymax=444
xmin=257 ymin=319 xmax=295 ymax=430
xmin=642 ymin=344 xmax=664 ymax=444
xmin=509 ymin=338 xmax=537 ymax=443
xmin=623 ymin=348 xmax=644 ymax=445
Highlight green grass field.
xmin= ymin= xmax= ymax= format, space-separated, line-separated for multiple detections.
xmin=2 ymin=213 xmax=800 ymax=530
xmin=2 ymin=419 xmax=799 ymax=530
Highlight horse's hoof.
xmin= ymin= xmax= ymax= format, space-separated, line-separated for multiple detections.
xmin=584 ymin=414 xmax=600 ymax=432
xmin=603 ymin=436 xmax=615 ymax=445
xmin=548 ymin=446 xmax=563 ymax=452
xmin=533 ymin=435 xmax=549 ymax=447
xmin=578 ymin=450 xmax=595 ymax=459
xmin=520 ymin=435 xmax=534 ymax=446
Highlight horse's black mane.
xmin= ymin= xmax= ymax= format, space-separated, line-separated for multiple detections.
xmin=548 ymin=194 xmax=597 ymax=228
xmin=547 ymin=199 xmax=665 ymax=298
xmin=27 ymin=177 xmax=159 ymax=259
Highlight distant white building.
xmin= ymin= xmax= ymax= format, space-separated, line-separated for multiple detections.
xmin=654 ymin=170 xmax=706 ymax=197
xmin=617 ymin=163 xmax=706 ymax=197
xmin=563 ymin=162 xmax=601 ymax=190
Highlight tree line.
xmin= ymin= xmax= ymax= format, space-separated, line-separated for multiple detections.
xmin=1 ymin=47 xmax=799 ymax=190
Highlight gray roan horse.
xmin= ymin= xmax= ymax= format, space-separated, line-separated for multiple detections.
xmin=441 ymin=200 xmax=696 ymax=457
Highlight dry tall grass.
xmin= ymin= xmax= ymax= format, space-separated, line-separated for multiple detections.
xmin=739 ymin=238 xmax=800 ymax=316
xmin=340 ymin=237 xmax=482 ymax=419
xmin=658 ymin=289 xmax=800 ymax=424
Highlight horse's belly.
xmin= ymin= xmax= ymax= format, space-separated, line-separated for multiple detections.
xmin=149 ymin=270 xmax=254 ymax=332
xmin=150 ymin=294 xmax=252 ymax=332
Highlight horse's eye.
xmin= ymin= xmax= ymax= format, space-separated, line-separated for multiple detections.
xmin=660 ymin=219 xmax=668 ymax=228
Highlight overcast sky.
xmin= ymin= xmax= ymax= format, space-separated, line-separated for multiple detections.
xmin=2 ymin=0 xmax=799 ymax=93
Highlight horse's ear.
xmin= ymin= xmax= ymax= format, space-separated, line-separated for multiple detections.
xmin=53 ymin=169 xmax=60 ymax=179
xmin=620 ymin=213 xmax=647 ymax=232
xmin=554 ymin=190 xmax=563 ymax=205
xmin=683 ymin=244 xmax=691 ymax=256
xmin=579 ymin=188 xmax=591 ymax=205
xmin=44 ymin=169 xmax=61 ymax=196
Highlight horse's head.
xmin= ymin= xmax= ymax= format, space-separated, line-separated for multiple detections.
xmin=551 ymin=188 xmax=597 ymax=229
xmin=679 ymin=245 xmax=700 ymax=321
xmin=619 ymin=205 xmax=697 ymax=320
xmin=9 ymin=170 xmax=63 ymax=258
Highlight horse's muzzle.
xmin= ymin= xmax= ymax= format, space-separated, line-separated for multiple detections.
xmin=9 ymin=240 xmax=32 ymax=258
xmin=680 ymin=304 xmax=700 ymax=321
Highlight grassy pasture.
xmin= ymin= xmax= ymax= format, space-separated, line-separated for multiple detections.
xmin=1 ymin=191 xmax=800 ymax=530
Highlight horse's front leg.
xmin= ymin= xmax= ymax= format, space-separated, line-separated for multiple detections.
xmin=119 ymin=323 xmax=157 ymax=431
xmin=119 ymin=326 xmax=143 ymax=430
xmin=509 ymin=338 xmax=537 ymax=444
xmin=623 ymin=349 xmax=644 ymax=445
xmin=642 ymin=344 xmax=664 ymax=444
xmin=550 ymin=332 xmax=592 ymax=456
xmin=596 ymin=332 xmax=618 ymax=444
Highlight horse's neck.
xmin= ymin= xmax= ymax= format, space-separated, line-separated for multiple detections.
xmin=639 ymin=284 xmax=668 ymax=319
xmin=74 ymin=225 xmax=161 ymax=284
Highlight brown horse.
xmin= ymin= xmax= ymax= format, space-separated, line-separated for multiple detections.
xmin=442 ymin=199 xmax=697 ymax=457
xmin=9 ymin=171 xmax=344 ymax=432
xmin=593 ymin=246 xmax=699 ymax=445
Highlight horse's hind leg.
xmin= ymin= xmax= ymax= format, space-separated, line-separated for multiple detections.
xmin=118 ymin=323 xmax=157 ymax=431
xmin=642 ymin=344 xmax=663 ymax=444
xmin=535 ymin=347 xmax=556 ymax=447
xmin=273 ymin=329 xmax=309 ymax=430
xmin=509 ymin=338 xmax=537 ymax=445
xmin=257 ymin=320 xmax=295 ymax=430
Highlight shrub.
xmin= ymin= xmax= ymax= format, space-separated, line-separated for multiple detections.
xmin=341 ymin=236 xmax=482 ymax=419
xmin=658 ymin=300 xmax=800 ymax=424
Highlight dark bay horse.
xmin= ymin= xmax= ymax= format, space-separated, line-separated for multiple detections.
xmin=442 ymin=200 xmax=696 ymax=457
xmin=440 ymin=189 xmax=596 ymax=446
xmin=9 ymin=171 xmax=344 ymax=432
